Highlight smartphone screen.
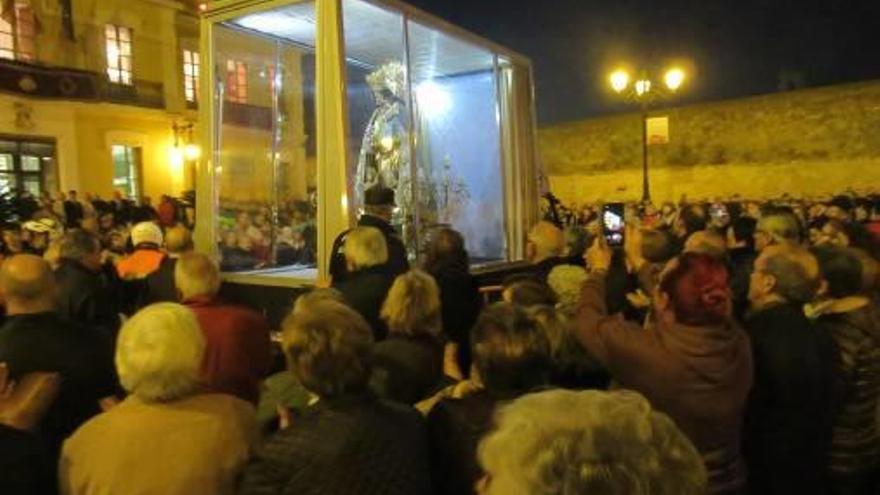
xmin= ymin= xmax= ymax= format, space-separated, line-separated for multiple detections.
xmin=602 ymin=203 xmax=626 ymax=247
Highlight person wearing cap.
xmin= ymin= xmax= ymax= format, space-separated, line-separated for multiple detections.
xmin=328 ymin=184 xmax=409 ymax=283
xmin=22 ymin=218 xmax=63 ymax=256
xmin=116 ymin=222 xmax=166 ymax=280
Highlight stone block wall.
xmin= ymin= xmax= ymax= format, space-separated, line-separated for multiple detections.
xmin=539 ymin=80 xmax=880 ymax=204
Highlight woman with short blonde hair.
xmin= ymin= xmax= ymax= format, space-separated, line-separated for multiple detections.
xmin=381 ymin=268 xmax=442 ymax=337
xmin=370 ymin=269 xmax=445 ymax=404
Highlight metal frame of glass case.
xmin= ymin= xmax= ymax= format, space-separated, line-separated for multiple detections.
xmin=196 ymin=0 xmax=540 ymax=287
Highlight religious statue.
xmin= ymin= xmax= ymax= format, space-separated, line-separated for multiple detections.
xmin=355 ymin=62 xmax=410 ymax=213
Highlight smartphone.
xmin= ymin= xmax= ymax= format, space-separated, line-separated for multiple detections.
xmin=602 ymin=203 xmax=626 ymax=247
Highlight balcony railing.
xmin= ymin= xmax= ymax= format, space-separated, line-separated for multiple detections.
xmin=0 ymin=58 xmax=166 ymax=109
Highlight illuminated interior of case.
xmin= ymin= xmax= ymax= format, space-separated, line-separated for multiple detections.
xmin=211 ymin=0 xmax=517 ymax=279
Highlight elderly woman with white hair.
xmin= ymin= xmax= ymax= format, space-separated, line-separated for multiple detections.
xmin=332 ymin=226 xmax=395 ymax=340
xmin=59 ymin=303 xmax=256 ymax=495
xmin=477 ymin=389 xmax=708 ymax=495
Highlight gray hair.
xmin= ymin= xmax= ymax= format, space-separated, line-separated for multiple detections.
xmin=174 ymin=252 xmax=221 ymax=301
xmin=478 ymin=389 xmax=707 ymax=495
xmin=343 ymin=226 xmax=388 ymax=270
xmin=758 ymin=213 xmax=801 ymax=245
xmin=528 ymin=221 xmax=565 ymax=259
xmin=760 ymin=246 xmax=820 ymax=304
xmin=115 ymin=303 xmax=205 ymax=402
xmin=59 ymin=229 xmax=100 ymax=261
xmin=547 ymin=264 xmax=587 ymax=313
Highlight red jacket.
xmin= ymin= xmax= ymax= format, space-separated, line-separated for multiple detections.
xmin=184 ymin=297 xmax=272 ymax=404
xmin=575 ymin=273 xmax=753 ymax=494
xmin=158 ymin=200 xmax=177 ymax=227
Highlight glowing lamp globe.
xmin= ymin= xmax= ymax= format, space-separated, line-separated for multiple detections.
xmin=609 ymin=70 xmax=629 ymax=93
xmin=664 ymin=68 xmax=685 ymax=91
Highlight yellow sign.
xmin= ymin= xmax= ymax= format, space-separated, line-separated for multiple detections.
xmin=647 ymin=116 xmax=669 ymax=145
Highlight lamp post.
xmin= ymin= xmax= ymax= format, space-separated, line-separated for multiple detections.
xmin=609 ymin=67 xmax=685 ymax=202
xmin=171 ymin=120 xmax=201 ymax=191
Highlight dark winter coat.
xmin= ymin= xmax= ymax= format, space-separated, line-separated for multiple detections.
xmin=370 ymin=334 xmax=444 ymax=404
xmin=237 ymin=393 xmax=433 ymax=495
xmin=333 ymin=265 xmax=395 ymax=341
xmin=54 ymin=258 xmax=120 ymax=340
xmin=742 ymin=302 xmax=837 ymax=495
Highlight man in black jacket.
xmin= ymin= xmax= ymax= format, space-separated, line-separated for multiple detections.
xmin=0 ymin=255 xmax=118 ymax=463
xmin=329 ymin=184 xmax=408 ymax=284
xmin=63 ymin=191 xmax=84 ymax=229
xmin=727 ymin=216 xmax=758 ymax=322
xmin=141 ymin=225 xmax=193 ymax=305
xmin=742 ymin=244 xmax=837 ymax=495
xmin=54 ymin=230 xmax=120 ymax=340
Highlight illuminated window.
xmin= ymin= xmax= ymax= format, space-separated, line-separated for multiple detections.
xmin=111 ymin=145 xmax=141 ymax=198
xmin=183 ymin=49 xmax=200 ymax=103
xmin=0 ymin=0 xmax=36 ymax=61
xmin=105 ymin=24 xmax=133 ymax=85
xmin=225 ymin=59 xmax=247 ymax=103
xmin=0 ymin=137 xmax=56 ymax=196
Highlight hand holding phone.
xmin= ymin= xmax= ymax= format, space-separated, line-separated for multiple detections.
xmin=602 ymin=203 xmax=626 ymax=247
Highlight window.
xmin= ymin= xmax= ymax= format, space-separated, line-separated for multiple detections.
xmin=0 ymin=0 xmax=36 ymax=61
xmin=105 ymin=24 xmax=133 ymax=85
xmin=225 ymin=59 xmax=247 ymax=103
xmin=111 ymin=145 xmax=142 ymax=198
xmin=183 ymin=49 xmax=200 ymax=103
xmin=0 ymin=137 xmax=56 ymax=196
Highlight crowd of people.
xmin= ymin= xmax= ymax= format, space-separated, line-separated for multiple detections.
xmin=217 ymin=196 xmax=317 ymax=272
xmin=1 ymin=182 xmax=880 ymax=495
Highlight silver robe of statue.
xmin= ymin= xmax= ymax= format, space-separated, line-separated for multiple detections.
xmin=354 ymin=62 xmax=412 ymax=229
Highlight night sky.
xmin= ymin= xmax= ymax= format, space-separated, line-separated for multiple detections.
xmin=404 ymin=0 xmax=880 ymax=124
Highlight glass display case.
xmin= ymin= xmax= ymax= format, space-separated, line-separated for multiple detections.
xmin=196 ymin=0 xmax=540 ymax=286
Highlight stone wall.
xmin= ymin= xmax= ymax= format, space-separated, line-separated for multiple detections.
xmin=539 ymin=81 xmax=880 ymax=204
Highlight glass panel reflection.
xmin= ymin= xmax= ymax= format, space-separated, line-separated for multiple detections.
xmin=406 ymin=20 xmax=505 ymax=262
xmin=214 ymin=2 xmax=318 ymax=277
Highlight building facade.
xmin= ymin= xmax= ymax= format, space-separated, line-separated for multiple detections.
xmin=0 ymin=0 xmax=202 ymax=200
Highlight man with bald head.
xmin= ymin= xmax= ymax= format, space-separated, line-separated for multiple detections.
xmin=742 ymin=245 xmax=837 ymax=495
xmin=683 ymin=229 xmax=728 ymax=261
xmin=0 ymin=255 xmax=117 ymax=463
xmin=526 ymin=220 xmax=568 ymax=281
xmin=754 ymin=211 xmax=802 ymax=252
xmin=142 ymin=225 xmax=194 ymax=305
xmin=176 ymin=252 xmax=271 ymax=404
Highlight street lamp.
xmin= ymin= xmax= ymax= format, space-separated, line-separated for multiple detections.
xmin=171 ymin=120 xmax=200 ymax=190
xmin=609 ymin=66 xmax=687 ymax=202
